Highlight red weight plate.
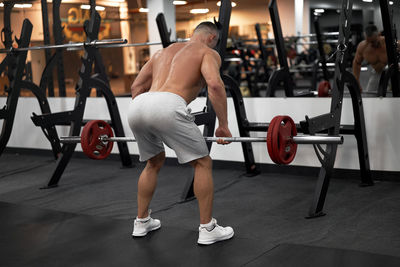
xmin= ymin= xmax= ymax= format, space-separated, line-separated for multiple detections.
xmin=271 ymin=116 xmax=285 ymax=164
xmin=276 ymin=116 xmax=297 ymax=164
xmin=267 ymin=115 xmax=283 ymax=164
xmin=318 ymin=80 xmax=331 ymax=97
xmin=279 ymin=116 xmax=297 ymax=164
xmin=270 ymin=116 xmax=298 ymax=165
xmin=81 ymin=120 xmax=114 ymax=160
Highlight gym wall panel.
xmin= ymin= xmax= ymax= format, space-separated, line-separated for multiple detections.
xmin=0 ymin=97 xmax=399 ymax=172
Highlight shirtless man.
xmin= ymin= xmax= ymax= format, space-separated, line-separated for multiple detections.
xmin=353 ymin=24 xmax=388 ymax=92
xmin=127 ymin=22 xmax=234 ymax=245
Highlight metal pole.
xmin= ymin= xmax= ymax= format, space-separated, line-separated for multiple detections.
xmin=0 ymin=38 xmax=127 ymax=53
xmin=60 ymin=135 xmax=344 ymax=144
xmin=94 ymin=38 xmax=190 ymax=49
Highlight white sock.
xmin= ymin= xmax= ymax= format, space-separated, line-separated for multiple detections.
xmin=136 ymin=210 xmax=151 ymax=222
xmin=200 ymin=218 xmax=215 ymax=231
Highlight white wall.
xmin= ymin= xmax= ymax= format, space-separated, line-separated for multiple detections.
xmin=1 ymin=96 xmax=399 ymax=172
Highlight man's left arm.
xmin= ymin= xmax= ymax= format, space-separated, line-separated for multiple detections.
xmin=131 ymin=57 xmax=154 ymax=99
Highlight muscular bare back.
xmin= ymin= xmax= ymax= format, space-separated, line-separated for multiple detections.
xmin=131 ymin=23 xmax=230 ymax=142
xmin=147 ymin=42 xmax=221 ymax=104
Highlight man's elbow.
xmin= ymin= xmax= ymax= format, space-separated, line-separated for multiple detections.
xmin=352 ymin=60 xmax=361 ymax=71
xmin=207 ymin=80 xmax=225 ymax=94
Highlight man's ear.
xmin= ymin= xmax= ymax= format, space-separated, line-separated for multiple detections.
xmin=209 ymin=34 xmax=216 ymax=44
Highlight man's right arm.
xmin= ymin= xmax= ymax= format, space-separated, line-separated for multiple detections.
xmin=352 ymin=43 xmax=364 ymax=91
xmin=200 ymin=49 xmax=231 ymax=142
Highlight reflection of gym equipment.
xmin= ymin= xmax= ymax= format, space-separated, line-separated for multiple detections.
xmin=227 ymin=0 xmax=373 ymax=218
xmin=31 ymin=10 xmax=132 ymax=188
xmin=266 ymin=0 xmax=315 ymax=97
xmin=0 ymin=3 xmax=61 ymax=159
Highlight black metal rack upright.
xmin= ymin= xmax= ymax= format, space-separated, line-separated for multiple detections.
xmin=227 ymin=0 xmax=373 ymax=217
xmin=156 ymin=13 xmax=173 ymax=48
xmin=378 ymin=0 xmax=400 ymax=97
xmin=40 ymin=0 xmax=67 ymax=97
xmin=31 ymin=11 xmax=132 ymax=188
xmin=180 ymin=0 xmax=232 ymax=201
xmin=0 ymin=4 xmax=61 ymax=159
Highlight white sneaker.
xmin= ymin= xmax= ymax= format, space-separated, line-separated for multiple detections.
xmin=132 ymin=210 xmax=161 ymax=237
xmin=197 ymin=218 xmax=234 ymax=245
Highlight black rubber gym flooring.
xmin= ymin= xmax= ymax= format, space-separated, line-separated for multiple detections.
xmin=1 ymin=149 xmax=400 ymax=266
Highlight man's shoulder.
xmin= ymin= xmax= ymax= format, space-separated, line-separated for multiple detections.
xmin=379 ymin=36 xmax=386 ymax=45
xmin=204 ymin=48 xmax=221 ymax=59
xmin=357 ymin=40 xmax=367 ymax=51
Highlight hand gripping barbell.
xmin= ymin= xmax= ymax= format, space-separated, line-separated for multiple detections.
xmin=59 ymin=116 xmax=343 ymax=165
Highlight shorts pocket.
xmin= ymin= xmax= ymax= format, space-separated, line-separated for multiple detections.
xmin=176 ymin=107 xmax=195 ymax=122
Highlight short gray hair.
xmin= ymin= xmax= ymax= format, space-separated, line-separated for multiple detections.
xmin=194 ymin=21 xmax=219 ymax=37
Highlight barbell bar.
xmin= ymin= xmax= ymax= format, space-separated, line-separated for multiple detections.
xmin=0 ymin=38 xmax=128 ymax=53
xmin=66 ymin=38 xmax=190 ymax=51
xmin=92 ymin=38 xmax=190 ymax=49
xmin=242 ymin=32 xmax=339 ymax=43
xmin=59 ymin=117 xmax=343 ymax=164
xmin=60 ymin=135 xmax=344 ymax=144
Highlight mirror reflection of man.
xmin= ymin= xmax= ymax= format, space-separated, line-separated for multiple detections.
xmin=352 ymin=24 xmax=388 ymax=92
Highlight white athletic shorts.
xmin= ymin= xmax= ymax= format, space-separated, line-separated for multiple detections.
xmin=128 ymin=92 xmax=209 ymax=164
xmin=365 ymin=68 xmax=382 ymax=92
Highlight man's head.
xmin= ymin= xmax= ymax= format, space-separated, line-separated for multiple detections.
xmin=365 ymin=24 xmax=380 ymax=47
xmin=193 ymin=21 xmax=219 ymax=48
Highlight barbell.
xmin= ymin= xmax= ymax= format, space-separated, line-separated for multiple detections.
xmin=0 ymin=38 xmax=128 ymax=53
xmin=60 ymin=116 xmax=344 ymax=165
xmin=0 ymin=38 xmax=190 ymax=53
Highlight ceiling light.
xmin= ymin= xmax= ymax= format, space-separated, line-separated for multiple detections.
xmin=190 ymin=8 xmax=209 ymax=14
xmin=173 ymin=1 xmax=187 ymax=5
xmin=0 ymin=3 xmax=4 ymax=7
xmin=106 ymin=2 xmax=121 ymax=7
xmin=389 ymin=1 xmax=393 ymax=4
xmin=81 ymin=5 xmax=105 ymax=11
xmin=314 ymin=9 xmax=325 ymax=13
xmin=14 ymin=3 xmax=33 ymax=8
xmin=217 ymin=1 xmax=237 ymax=7
xmin=139 ymin=8 xmax=149 ymax=12
xmin=362 ymin=0 xmax=373 ymax=2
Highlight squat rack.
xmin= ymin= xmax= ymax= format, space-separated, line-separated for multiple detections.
xmin=31 ymin=8 xmax=132 ymax=188
xmin=0 ymin=2 xmax=61 ymax=159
